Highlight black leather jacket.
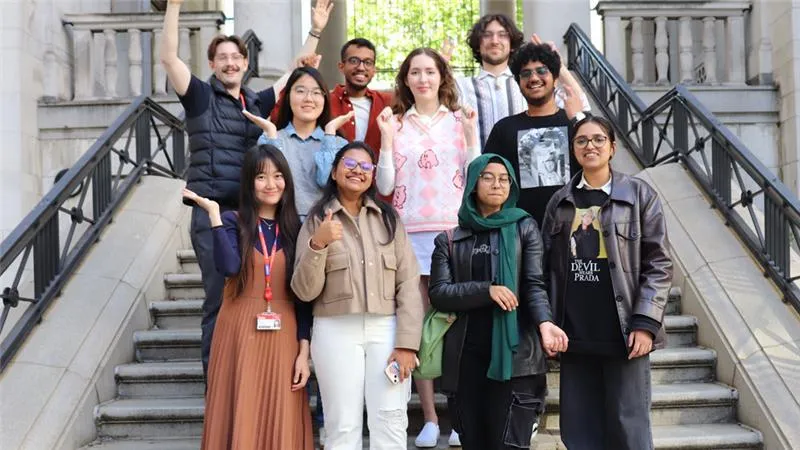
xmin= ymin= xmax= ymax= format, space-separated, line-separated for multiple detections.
xmin=429 ymin=217 xmax=553 ymax=393
xmin=542 ymin=171 xmax=673 ymax=349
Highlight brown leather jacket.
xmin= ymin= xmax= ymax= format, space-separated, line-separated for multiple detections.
xmin=541 ymin=171 xmax=673 ymax=349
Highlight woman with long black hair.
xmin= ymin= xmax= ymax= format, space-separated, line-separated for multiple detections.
xmin=183 ymin=144 xmax=314 ymax=450
xmin=291 ymin=141 xmax=424 ymax=450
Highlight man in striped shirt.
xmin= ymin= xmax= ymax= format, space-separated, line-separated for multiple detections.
xmin=456 ymin=14 xmax=591 ymax=149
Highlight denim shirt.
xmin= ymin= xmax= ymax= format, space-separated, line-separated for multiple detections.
xmin=258 ymin=123 xmax=348 ymax=216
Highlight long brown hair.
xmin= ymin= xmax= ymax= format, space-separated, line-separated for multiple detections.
xmin=391 ymin=47 xmax=460 ymax=119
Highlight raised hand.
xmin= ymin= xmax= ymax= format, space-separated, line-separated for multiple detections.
xmin=242 ymin=110 xmax=277 ymax=138
xmin=376 ymin=107 xmax=395 ymax=139
xmin=182 ymin=188 xmax=219 ymax=214
xmin=539 ymin=321 xmax=569 ymax=357
xmin=325 ymin=111 xmax=354 ymax=135
xmin=296 ymin=53 xmax=322 ymax=69
xmin=561 ymin=84 xmax=583 ymax=120
xmin=311 ymin=0 xmax=334 ymax=34
xmin=489 ymin=285 xmax=519 ymax=311
xmin=439 ymin=37 xmax=455 ymax=63
xmin=310 ymin=209 xmax=343 ymax=249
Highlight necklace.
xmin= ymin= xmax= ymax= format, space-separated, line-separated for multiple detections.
xmin=260 ymin=218 xmax=275 ymax=230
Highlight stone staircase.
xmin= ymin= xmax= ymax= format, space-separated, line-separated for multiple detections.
xmin=81 ymin=249 xmax=763 ymax=449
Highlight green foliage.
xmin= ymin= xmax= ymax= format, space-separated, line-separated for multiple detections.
xmin=346 ymin=0 xmax=481 ymax=85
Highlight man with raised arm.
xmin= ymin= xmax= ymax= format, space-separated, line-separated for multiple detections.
xmin=160 ymin=0 xmax=334 ymax=380
xmin=455 ymin=14 xmax=590 ymax=149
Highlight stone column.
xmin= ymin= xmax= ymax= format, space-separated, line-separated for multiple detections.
xmin=702 ymin=17 xmax=717 ymax=84
xmin=481 ymin=0 xmax=515 ymax=17
xmin=630 ymin=17 xmax=644 ymax=85
xmin=654 ymin=17 xmax=669 ymax=84
xmin=521 ymin=0 xmax=591 ymax=58
xmin=317 ymin=0 xmax=347 ymax=86
xmin=678 ymin=17 xmax=694 ymax=83
xmin=726 ymin=14 xmax=746 ymax=84
xmin=603 ymin=15 xmax=626 ymax=79
xmin=234 ymin=0 xmax=297 ymax=82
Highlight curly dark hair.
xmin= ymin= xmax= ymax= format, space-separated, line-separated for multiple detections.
xmin=466 ymin=14 xmax=525 ymax=64
xmin=510 ymin=43 xmax=562 ymax=83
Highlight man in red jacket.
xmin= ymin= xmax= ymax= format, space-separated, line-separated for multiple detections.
xmin=329 ymin=38 xmax=393 ymax=154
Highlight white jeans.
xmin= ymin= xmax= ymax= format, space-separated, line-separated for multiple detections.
xmin=311 ymin=314 xmax=412 ymax=450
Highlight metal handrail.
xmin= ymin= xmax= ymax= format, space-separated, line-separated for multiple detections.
xmin=0 ymin=29 xmax=263 ymax=372
xmin=564 ymin=23 xmax=800 ymax=312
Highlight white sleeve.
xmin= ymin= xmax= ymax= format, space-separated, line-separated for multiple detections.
xmin=376 ymin=140 xmax=396 ymax=196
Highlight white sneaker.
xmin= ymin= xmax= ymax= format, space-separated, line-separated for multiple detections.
xmin=531 ymin=420 xmax=539 ymax=441
xmin=318 ymin=426 xmax=326 ymax=449
xmin=448 ymin=429 xmax=461 ymax=447
xmin=415 ymin=421 xmax=440 ymax=448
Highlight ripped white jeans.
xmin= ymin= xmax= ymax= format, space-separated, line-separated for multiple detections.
xmin=311 ymin=314 xmax=412 ymax=450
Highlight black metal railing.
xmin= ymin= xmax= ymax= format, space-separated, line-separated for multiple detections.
xmin=241 ymin=29 xmax=262 ymax=85
xmin=564 ymin=23 xmax=800 ymax=313
xmin=0 ymin=97 xmax=185 ymax=371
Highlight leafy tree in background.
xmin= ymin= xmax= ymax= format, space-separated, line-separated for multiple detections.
xmin=347 ymin=0 xmax=481 ymax=86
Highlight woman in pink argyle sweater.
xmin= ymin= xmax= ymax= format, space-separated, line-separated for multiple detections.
xmin=376 ymin=47 xmax=479 ymax=448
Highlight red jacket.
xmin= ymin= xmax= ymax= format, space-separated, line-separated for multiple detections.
xmin=329 ymin=84 xmax=393 ymax=155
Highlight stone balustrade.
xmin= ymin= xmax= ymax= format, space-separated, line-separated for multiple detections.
xmin=58 ymin=12 xmax=224 ymax=100
xmin=597 ymin=1 xmax=752 ymax=86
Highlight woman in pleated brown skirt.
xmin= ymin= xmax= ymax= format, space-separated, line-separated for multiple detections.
xmin=184 ymin=144 xmax=314 ymax=450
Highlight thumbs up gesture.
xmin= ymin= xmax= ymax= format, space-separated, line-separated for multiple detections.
xmin=310 ymin=209 xmax=343 ymax=250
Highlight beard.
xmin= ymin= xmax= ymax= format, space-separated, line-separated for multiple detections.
xmin=482 ymin=53 xmax=509 ymax=67
xmin=523 ymin=85 xmax=555 ymax=107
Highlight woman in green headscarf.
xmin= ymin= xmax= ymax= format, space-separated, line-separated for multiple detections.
xmin=429 ymin=153 xmax=568 ymax=449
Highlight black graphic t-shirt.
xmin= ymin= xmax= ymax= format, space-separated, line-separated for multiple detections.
xmin=564 ymin=188 xmax=626 ymax=356
xmin=483 ymin=110 xmax=577 ymax=226
xmin=463 ymin=232 xmax=494 ymax=358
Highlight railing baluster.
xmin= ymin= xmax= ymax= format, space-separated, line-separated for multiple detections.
xmin=33 ymin=216 xmax=59 ymax=298
xmin=766 ymin=196 xmax=789 ymax=276
xmin=136 ymin=108 xmax=152 ymax=166
xmin=174 ymin=126 xmax=186 ymax=175
xmin=712 ymin=138 xmax=731 ymax=205
xmin=93 ymin=152 xmax=113 ymax=219
xmin=673 ymin=101 xmax=689 ymax=158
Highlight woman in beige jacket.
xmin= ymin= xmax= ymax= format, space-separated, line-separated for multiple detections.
xmin=292 ymin=141 xmax=424 ymax=450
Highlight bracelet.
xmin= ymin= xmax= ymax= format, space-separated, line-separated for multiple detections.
xmin=308 ymin=30 xmax=321 ymax=39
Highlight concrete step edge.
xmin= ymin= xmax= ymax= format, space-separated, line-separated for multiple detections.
xmin=164 ymin=273 xmax=203 ymax=287
xmin=149 ymin=300 xmax=205 ymax=314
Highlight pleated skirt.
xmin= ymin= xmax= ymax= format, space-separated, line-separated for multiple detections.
xmin=201 ymin=250 xmax=313 ymax=450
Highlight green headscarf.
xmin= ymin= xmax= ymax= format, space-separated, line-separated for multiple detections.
xmin=457 ymin=154 xmax=529 ymax=381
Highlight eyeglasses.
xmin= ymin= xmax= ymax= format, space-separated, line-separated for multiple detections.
xmin=519 ymin=66 xmax=550 ymax=79
xmin=342 ymin=157 xmax=375 ymax=172
xmin=481 ymin=31 xmax=510 ymax=40
xmin=292 ymin=86 xmax=326 ymax=99
xmin=478 ymin=172 xmax=511 ymax=186
xmin=344 ymin=56 xmax=375 ymax=68
xmin=573 ymin=135 xmax=609 ymax=149
xmin=214 ymin=53 xmax=244 ymax=64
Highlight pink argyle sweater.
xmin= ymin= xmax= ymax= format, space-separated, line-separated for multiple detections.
xmin=391 ymin=109 xmax=468 ymax=233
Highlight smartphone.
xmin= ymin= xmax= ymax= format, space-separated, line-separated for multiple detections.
xmin=384 ymin=361 xmax=401 ymax=385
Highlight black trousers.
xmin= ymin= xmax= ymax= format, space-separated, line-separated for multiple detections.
xmin=559 ymin=352 xmax=654 ymax=450
xmin=190 ymin=206 xmax=226 ymax=381
xmin=453 ymin=347 xmax=547 ymax=450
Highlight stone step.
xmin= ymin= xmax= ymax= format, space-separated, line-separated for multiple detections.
xmin=663 ymin=314 xmax=697 ymax=347
xmin=164 ymin=273 xmax=204 ymax=300
xmin=150 ymin=300 xmax=203 ymax=330
xmin=134 ymin=329 xmax=201 ymax=362
xmin=177 ymin=249 xmax=200 ymax=274
xmin=541 ymin=382 xmax=738 ymax=430
xmin=118 ymin=346 xmax=716 ymax=401
xmin=97 ymin=381 xmax=739 ymax=440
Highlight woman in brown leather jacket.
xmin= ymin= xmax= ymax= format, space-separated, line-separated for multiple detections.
xmin=542 ymin=116 xmax=673 ymax=450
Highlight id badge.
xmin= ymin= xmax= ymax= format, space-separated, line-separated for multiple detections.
xmin=256 ymin=311 xmax=282 ymax=331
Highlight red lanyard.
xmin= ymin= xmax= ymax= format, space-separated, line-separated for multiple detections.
xmin=257 ymin=222 xmax=279 ymax=308
xmin=239 ymin=93 xmax=247 ymax=111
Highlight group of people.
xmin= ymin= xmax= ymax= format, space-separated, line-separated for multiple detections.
xmin=160 ymin=1 xmax=673 ymax=449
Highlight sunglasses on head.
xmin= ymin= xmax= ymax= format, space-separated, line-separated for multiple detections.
xmin=342 ymin=157 xmax=375 ymax=172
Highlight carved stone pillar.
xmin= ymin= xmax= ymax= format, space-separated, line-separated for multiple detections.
xmin=702 ymin=17 xmax=717 ymax=84
xmin=153 ymin=28 xmax=167 ymax=95
xmin=630 ymin=17 xmax=644 ymax=85
xmin=197 ymin=25 xmax=218 ymax=81
xmin=678 ymin=17 xmax=693 ymax=83
xmin=654 ymin=16 xmax=669 ymax=84
xmin=104 ymin=29 xmax=118 ymax=97
xmin=128 ymin=28 xmax=143 ymax=96
xmin=727 ymin=14 xmax=746 ymax=84
xmin=603 ymin=16 xmax=627 ymax=79
xmin=179 ymin=27 xmax=192 ymax=75
xmin=73 ymin=28 xmax=93 ymax=100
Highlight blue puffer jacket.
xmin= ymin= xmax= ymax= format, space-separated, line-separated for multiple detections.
xmin=184 ymin=76 xmax=265 ymax=207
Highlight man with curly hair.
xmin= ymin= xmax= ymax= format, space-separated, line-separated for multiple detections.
xmin=456 ymin=14 xmax=590 ymax=149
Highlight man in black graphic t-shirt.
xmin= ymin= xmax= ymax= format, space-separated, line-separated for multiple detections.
xmin=483 ymin=43 xmax=585 ymax=227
